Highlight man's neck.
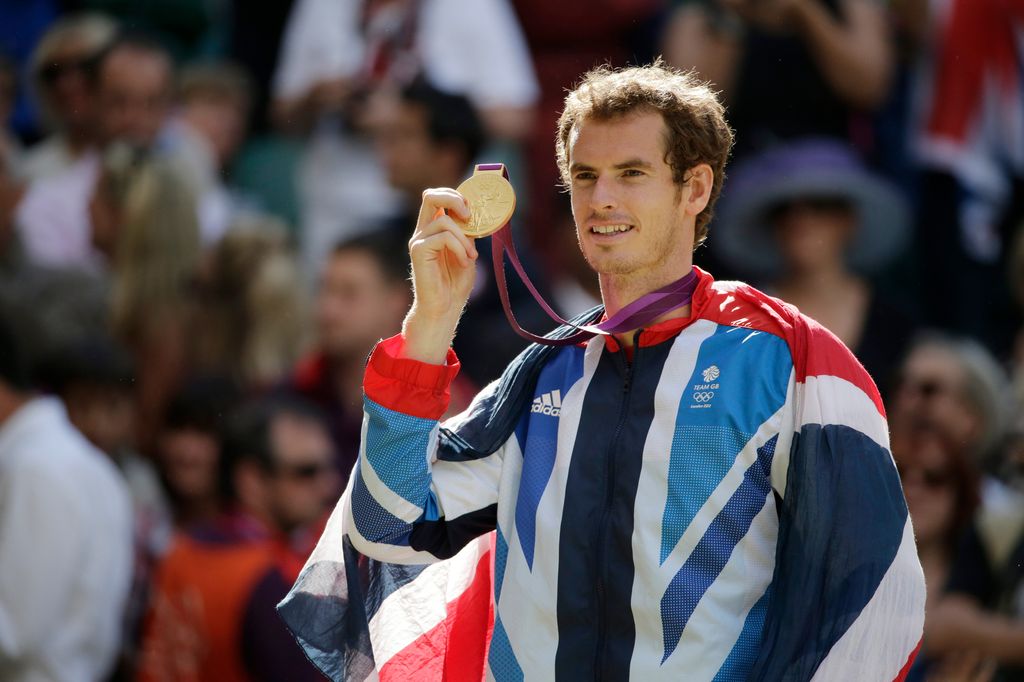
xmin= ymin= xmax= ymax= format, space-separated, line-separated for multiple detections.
xmin=599 ymin=265 xmax=694 ymax=349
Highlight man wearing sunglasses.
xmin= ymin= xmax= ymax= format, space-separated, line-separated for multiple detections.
xmin=139 ymin=396 xmax=338 ymax=682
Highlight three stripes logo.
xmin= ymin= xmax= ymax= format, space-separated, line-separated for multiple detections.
xmin=531 ymin=390 xmax=562 ymax=417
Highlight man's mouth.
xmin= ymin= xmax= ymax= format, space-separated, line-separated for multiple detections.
xmin=591 ymin=224 xmax=634 ymax=234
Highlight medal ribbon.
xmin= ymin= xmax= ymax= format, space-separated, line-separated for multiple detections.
xmin=477 ymin=164 xmax=699 ymax=347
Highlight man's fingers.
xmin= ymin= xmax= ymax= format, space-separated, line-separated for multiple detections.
xmin=413 ymin=211 xmax=478 ymax=259
xmin=411 ymin=230 xmax=476 ymax=268
xmin=417 ymin=188 xmax=471 ymax=228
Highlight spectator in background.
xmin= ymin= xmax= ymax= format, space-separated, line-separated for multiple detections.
xmin=14 ymin=28 xmax=176 ymax=271
xmin=370 ymin=77 xmax=546 ymax=385
xmin=284 ymin=230 xmax=415 ymax=484
xmin=139 ymin=396 xmax=334 ymax=682
xmin=0 ymin=309 xmax=133 ymax=682
xmin=93 ymin=145 xmax=201 ymax=452
xmin=271 ymin=0 xmax=538 ymax=273
xmin=22 ymin=13 xmax=116 ymax=181
xmin=891 ymin=426 xmax=982 ymax=681
xmin=0 ymin=55 xmax=24 ymax=251
xmin=91 ymin=30 xmax=175 ymax=152
xmin=889 ymin=333 xmax=1024 ymax=677
xmin=157 ymin=376 xmax=242 ymax=531
xmin=889 ymin=332 xmax=1011 ymax=469
xmin=191 ymin=220 xmax=311 ymax=388
xmin=170 ymin=61 xmax=255 ymax=246
xmin=662 ymin=0 xmax=894 ymax=160
xmin=714 ymin=138 xmax=915 ymax=391
xmin=43 ymin=334 xmax=173 ymax=678
xmin=0 ymin=55 xmax=22 ymax=178
xmin=46 ymin=334 xmax=172 ymax=546
xmin=372 ymin=78 xmax=487 ymax=214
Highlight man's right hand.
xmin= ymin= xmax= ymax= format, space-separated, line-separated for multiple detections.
xmin=400 ymin=188 xmax=479 ymax=365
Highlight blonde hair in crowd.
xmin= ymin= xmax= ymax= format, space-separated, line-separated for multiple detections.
xmin=106 ymin=147 xmax=201 ymax=343
xmin=192 ymin=219 xmax=310 ymax=386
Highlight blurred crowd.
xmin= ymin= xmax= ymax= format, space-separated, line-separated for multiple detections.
xmin=0 ymin=0 xmax=1021 ymax=681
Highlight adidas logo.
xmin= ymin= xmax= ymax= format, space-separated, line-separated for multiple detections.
xmin=531 ymin=390 xmax=562 ymax=417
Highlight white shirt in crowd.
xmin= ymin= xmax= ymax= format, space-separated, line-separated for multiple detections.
xmin=14 ymin=151 xmax=104 ymax=272
xmin=0 ymin=397 xmax=134 ymax=682
xmin=273 ymin=0 xmax=540 ymax=272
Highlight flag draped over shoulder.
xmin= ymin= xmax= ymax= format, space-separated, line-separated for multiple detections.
xmin=275 ymin=310 xmax=595 ymax=681
xmin=276 ymin=482 xmax=496 ymax=682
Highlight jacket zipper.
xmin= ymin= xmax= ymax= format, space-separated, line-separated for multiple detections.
xmin=594 ymin=337 xmax=640 ymax=679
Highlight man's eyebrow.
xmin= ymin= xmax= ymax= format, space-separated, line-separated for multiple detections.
xmin=613 ymin=159 xmax=654 ymax=170
xmin=569 ymin=159 xmax=655 ymax=173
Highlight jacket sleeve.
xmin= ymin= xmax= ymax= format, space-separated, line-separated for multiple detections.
xmin=345 ymin=334 xmax=512 ymax=565
xmin=750 ymin=317 xmax=926 ymax=681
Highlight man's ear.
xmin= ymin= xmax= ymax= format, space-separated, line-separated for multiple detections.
xmin=681 ymin=164 xmax=714 ymax=218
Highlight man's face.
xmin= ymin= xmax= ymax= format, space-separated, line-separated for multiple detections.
xmin=373 ymin=96 xmax=437 ymax=198
xmin=158 ymin=426 xmax=220 ymax=503
xmin=39 ymin=37 xmax=97 ymax=131
xmin=568 ymin=112 xmax=695 ymax=286
xmin=265 ymin=413 xmax=339 ymax=532
xmin=182 ymin=95 xmax=247 ymax=168
xmin=890 ymin=346 xmax=980 ymax=451
xmin=63 ymin=384 xmax=135 ymax=455
xmin=316 ymin=249 xmax=409 ymax=359
xmin=96 ymin=47 xmax=172 ymax=148
xmin=771 ymin=197 xmax=855 ymax=272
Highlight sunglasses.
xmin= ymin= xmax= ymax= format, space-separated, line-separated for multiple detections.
xmin=272 ymin=461 xmax=334 ymax=482
xmin=896 ymin=464 xmax=953 ymax=490
xmin=898 ymin=376 xmax=954 ymax=399
xmin=39 ymin=58 xmax=90 ymax=84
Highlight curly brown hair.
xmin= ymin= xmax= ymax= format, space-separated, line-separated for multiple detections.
xmin=556 ymin=61 xmax=734 ymax=249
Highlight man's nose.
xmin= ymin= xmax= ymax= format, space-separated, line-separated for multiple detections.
xmin=589 ymin=175 xmax=618 ymax=211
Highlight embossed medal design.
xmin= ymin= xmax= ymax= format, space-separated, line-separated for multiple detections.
xmin=456 ymin=169 xmax=516 ymax=238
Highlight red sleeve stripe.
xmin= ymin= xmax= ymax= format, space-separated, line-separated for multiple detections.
xmin=364 ymin=334 xmax=461 ymax=420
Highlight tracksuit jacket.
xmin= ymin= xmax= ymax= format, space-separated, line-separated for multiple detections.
xmin=346 ymin=268 xmax=926 ymax=681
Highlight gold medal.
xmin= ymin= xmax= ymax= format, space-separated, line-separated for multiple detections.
xmin=456 ymin=164 xmax=516 ymax=238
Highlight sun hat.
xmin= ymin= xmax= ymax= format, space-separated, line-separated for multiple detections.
xmin=713 ymin=138 xmax=911 ymax=278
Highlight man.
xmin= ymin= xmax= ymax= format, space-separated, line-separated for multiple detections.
xmin=0 ymin=310 xmax=134 ymax=681
xmin=169 ymin=61 xmax=253 ymax=245
xmin=339 ymin=63 xmax=924 ymax=678
xmin=22 ymin=13 xmax=118 ymax=181
xmin=370 ymin=78 xmax=551 ymax=385
xmin=14 ymin=29 xmax=175 ymax=270
xmin=270 ymin=0 xmax=538 ymax=274
xmin=139 ymin=396 xmax=336 ymax=682
xmin=284 ymin=231 xmax=414 ymax=485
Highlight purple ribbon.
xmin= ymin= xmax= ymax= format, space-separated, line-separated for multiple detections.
xmin=478 ymin=164 xmax=699 ymax=347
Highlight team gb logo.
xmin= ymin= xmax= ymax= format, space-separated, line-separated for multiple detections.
xmin=702 ymin=365 xmax=720 ymax=383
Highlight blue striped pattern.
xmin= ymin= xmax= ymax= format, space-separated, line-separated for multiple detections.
xmin=489 ymin=616 xmax=525 ymax=682
xmin=660 ymin=328 xmax=791 ymax=563
xmin=363 ymin=398 xmax=434 ymax=507
xmin=661 ymin=436 xmax=777 ymax=663
xmin=350 ymin=464 xmax=413 ymax=546
xmin=713 ymin=586 xmax=773 ymax=681
xmin=515 ymin=349 xmax=585 ymax=570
